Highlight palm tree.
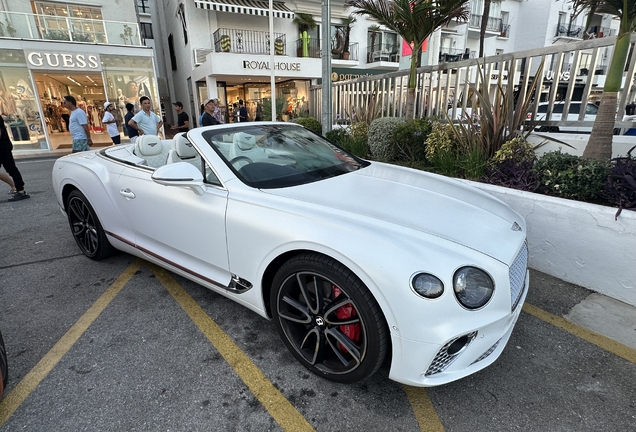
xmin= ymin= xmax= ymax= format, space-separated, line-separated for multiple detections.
xmin=345 ymin=0 xmax=470 ymax=119
xmin=478 ymin=0 xmax=492 ymax=58
xmin=570 ymin=0 xmax=636 ymax=160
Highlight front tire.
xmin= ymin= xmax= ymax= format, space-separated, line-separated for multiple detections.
xmin=66 ymin=190 xmax=115 ymax=260
xmin=271 ymin=253 xmax=388 ymax=384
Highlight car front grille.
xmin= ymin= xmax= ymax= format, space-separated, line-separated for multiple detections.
xmin=470 ymin=338 xmax=501 ymax=365
xmin=425 ymin=331 xmax=477 ymax=376
xmin=509 ymin=241 xmax=528 ymax=312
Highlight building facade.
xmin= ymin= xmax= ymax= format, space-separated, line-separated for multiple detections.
xmin=0 ymin=0 xmax=159 ymax=152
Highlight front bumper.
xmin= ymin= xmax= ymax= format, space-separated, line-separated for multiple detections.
xmin=388 ymin=270 xmax=529 ymax=387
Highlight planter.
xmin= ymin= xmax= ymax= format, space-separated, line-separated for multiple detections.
xmin=463 ymin=180 xmax=636 ymax=307
xmin=342 ymin=51 xmax=350 ymax=60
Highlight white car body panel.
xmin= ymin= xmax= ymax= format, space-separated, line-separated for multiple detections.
xmin=52 ymin=123 xmax=529 ymax=387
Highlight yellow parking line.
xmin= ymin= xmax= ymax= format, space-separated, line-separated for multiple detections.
xmin=0 ymin=259 xmax=142 ymax=427
xmin=403 ymin=385 xmax=445 ymax=432
xmin=148 ymin=264 xmax=315 ymax=432
xmin=523 ymin=303 xmax=636 ymax=364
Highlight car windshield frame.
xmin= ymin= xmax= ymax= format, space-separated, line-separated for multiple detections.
xmin=201 ymin=124 xmax=369 ymax=189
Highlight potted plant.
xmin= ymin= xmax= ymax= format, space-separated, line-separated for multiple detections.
xmin=341 ymin=14 xmax=357 ymax=60
xmin=220 ymin=34 xmax=231 ymax=52
xmin=293 ymin=13 xmax=316 ymax=57
xmin=274 ymin=37 xmax=285 ymax=55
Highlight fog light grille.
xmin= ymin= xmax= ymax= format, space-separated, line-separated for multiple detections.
xmin=471 ymin=338 xmax=502 ymax=365
xmin=510 ymin=242 xmax=528 ymax=312
xmin=425 ymin=331 xmax=477 ymax=376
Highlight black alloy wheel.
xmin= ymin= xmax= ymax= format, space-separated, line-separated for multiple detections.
xmin=271 ymin=253 xmax=388 ymax=384
xmin=0 ymin=329 xmax=7 ymax=398
xmin=66 ymin=190 xmax=115 ymax=260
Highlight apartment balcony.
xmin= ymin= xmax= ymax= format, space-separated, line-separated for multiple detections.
xmin=439 ymin=48 xmax=475 ymax=64
xmin=367 ymin=43 xmax=400 ymax=64
xmin=331 ymin=41 xmax=359 ymax=63
xmin=555 ymin=23 xmax=585 ymax=39
xmin=213 ymin=28 xmax=286 ymax=55
xmin=467 ymin=14 xmax=502 ymax=38
xmin=0 ymin=11 xmax=141 ymax=45
xmin=499 ymin=23 xmax=511 ymax=38
xmin=295 ymin=38 xmax=321 ymax=58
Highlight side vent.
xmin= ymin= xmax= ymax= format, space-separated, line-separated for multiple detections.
xmin=193 ymin=48 xmax=213 ymax=67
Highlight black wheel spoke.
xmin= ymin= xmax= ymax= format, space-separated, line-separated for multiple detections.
xmin=279 ymin=295 xmax=311 ymax=324
xmin=299 ymin=327 xmax=323 ymax=365
xmin=324 ymin=298 xmax=360 ymax=326
xmin=325 ymin=327 xmax=362 ymax=366
xmin=297 ymin=273 xmax=323 ymax=314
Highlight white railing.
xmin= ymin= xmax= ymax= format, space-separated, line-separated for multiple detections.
xmin=0 ymin=11 xmax=141 ymax=45
xmin=311 ymin=34 xmax=636 ymax=131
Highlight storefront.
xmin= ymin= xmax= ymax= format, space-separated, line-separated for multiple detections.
xmin=192 ymin=53 xmax=320 ymax=124
xmin=0 ymin=43 xmax=158 ymax=152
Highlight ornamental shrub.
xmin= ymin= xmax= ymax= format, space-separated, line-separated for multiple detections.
xmin=293 ymin=116 xmax=322 ymax=135
xmin=533 ymin=150 xmax=611 ymax=202
xmin=485 ymin=137 xmax=539 ymax=191
xmin=492 ymin=137 xmax=536 ymax=164
xmin=326 ymin=127 xmax=369 ymax=158
xmin=605 ymin=145 xmax=636 ymax=218
xmin=425 ymin=122 xmax=461 ymax=176
xmin=368 ymin=117 xmax=405 ymax=161
xmin=394 ymin=118 xmax=434 ymax=162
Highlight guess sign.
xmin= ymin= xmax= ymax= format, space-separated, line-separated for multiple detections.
xmin=26 ymin=51 xmax=101 ymax=71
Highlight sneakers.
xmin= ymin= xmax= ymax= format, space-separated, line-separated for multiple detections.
xmin=8 ymin=191 xmax=30 ymax=202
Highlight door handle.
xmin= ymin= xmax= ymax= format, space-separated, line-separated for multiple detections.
xmin=120 ymin=188 xmax=136 ymax=199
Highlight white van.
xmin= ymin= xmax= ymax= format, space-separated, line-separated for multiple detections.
xmin=535 ymin=101 xmax=598 ymax=133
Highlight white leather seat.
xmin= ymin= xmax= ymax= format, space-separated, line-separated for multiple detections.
xmin=134 ymin=135 xmax=170 ymax=169
xmin=229 ymin=132 xmax=264 ymax=162
xmin=167 ymin=133 xmax=202 ymax=171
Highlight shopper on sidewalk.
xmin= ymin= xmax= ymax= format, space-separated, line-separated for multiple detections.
xmin=0 ymin=116 xmax=30 ymax=202
xmin=128 ymin=96 xmax=163 ymax=137
xmin=102 ymin=102 xmax=121 ymax=145
xmin=63 ymin=95 xmax=93 ymax=152
xmin=170 ymin=101 xmax=190 ymax=133
xmin=124 ymin=103 xmax=139 ymax=143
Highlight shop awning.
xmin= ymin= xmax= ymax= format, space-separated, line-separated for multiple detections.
xmin=194 ymin=0 xmax=294 ymax=19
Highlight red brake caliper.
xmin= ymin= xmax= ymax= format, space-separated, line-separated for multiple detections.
xmin=332 ymin=286 xmax=361 ymax=353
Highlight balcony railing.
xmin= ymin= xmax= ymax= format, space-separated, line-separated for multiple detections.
xmin=367 ymin=43 xmax=399 ymax=63
xmin=469 ymin=14 xmax=502 ymax=32
xmin=555 ymin=23 xmax=584 ymax=38
xmin=0 ymin=11 xmax=141 ymax=45
xmin=499 ymin=24 xmax=511 ymax=38
xmin=295 ymin=38 xmax=321 ymax=58
xmin=213 ymin=28 xmax=286 ymax=55
xmin=439 ymin=48 xmax=475 ymax=63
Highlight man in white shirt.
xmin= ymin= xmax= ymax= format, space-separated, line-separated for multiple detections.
xmin=102 ymin=101 xmax=120 ymax=144
xmin=128 ymin=96 xmax=163 ymax=138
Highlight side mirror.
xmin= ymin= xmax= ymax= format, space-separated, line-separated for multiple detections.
xmin=151 ymin=162 xmax=205 ymax=195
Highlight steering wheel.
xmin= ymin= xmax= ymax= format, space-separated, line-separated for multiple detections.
xmin=230 ymin=156 xmax=252 ymax=170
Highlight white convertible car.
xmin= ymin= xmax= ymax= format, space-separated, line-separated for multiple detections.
xmin=52 ymin=123 xmax=529 ymax=387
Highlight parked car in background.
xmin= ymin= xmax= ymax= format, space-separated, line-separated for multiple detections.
xmin=0 ymin=328 xmax=7 ymax=398
xmin=535 ymin=101 xmax=598 ymax=132
xmin=52 ymin=123 xmax=529 ymax=387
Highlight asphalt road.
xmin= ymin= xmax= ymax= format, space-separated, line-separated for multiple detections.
xmin=0 ymin=157 xmax=635 ymax=431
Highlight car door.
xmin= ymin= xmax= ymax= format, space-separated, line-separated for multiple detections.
xmin=113 ymin=161 xmax=231 ymax=289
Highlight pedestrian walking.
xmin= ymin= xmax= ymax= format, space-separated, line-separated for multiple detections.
xmin=200 ymin=98 xmax=219 ymax=126
xmin=238 ymin=99 xmax=248 ymax=122
xmin=102 ymin=101 xmax=121 ymax=145
xmin=212 ymin=99 xmax=224 ymax=124
xmin=170 ymin=101 xmax=190 ymax=132
xmin=128 ymin=96 xmax=163 ymax=137
xmin=124 ymin=103 xmax=139 ymax=143
xmin=63 ymin=95 xmax=93 ymax=153
xmin=0 ymin=116 xmax=30 ymax=201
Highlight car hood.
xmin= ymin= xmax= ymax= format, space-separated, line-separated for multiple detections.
xmin=262 ymin=163 xmax=525 ymax=264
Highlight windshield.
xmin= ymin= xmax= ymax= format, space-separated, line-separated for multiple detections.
xmin=202 ymin=124 xmax=368 ymax=188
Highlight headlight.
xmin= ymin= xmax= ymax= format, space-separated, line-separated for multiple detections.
xmin=411 ymin=273 xmax=444 ymax=299
xmin=453 ymin=267 xmax=494 ymax=309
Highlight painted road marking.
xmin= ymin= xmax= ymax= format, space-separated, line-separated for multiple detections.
xmin=523 ymin=303 xmax=636 ymax=364
xmin=0 ymin=260 xmax=142 ymax=426
xmin=148 ymin=263 xmax=316 ymax=432
xmin=404 ymin=385 xmax=445 ymax=432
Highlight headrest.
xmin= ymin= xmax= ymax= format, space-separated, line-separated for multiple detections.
xmin=135 ymin=135 xmax=162 ymax=156
xmin=173 ymin=133 xmax=197 ymax=158
xmin=233 ymin=132 xmax=255 ymax=151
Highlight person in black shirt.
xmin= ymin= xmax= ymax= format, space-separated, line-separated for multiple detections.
xmin=0 ymin=116 xmax=29 ymax=201
xmin=238 ymin=99 xmax=248 ymax=122
xmin=124 ymin=103 xmax=139 ymax=143
xmin=171 ymin=101 xmax=190 ymax=132
xmin=201 ymin=98 xmax=219 ymax=126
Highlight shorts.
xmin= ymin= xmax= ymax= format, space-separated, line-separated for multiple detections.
xmin=72 ymin=139 xmax=91 ymax=152
xmin=110 ymin=135 xmax=121 ymax=145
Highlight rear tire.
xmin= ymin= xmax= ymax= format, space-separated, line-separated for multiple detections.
xmin=271 ymin=253 xmax=388 ymax=384
xmin=66 ymin=190 xmax=115 ymax=260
